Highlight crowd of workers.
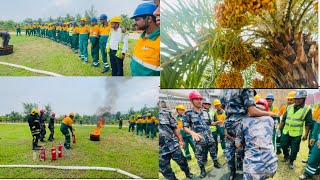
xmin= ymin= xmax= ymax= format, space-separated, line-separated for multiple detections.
xmin=159 ymin=90 xmax=320 ymax=180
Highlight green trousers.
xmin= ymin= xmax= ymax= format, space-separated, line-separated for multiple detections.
xmin=217 ymin=126 xmax=226 ymax=150
xmin=119 ymin=121 xmax=123 ymax=129
xmin=146 ymin=123 xmax=155 ymax=139
xmin=71 ymin=34 xmax=79 ymax=52
xmin=79 ymin=34 xmax=89 ymax=61
xmin=136 ymin=123 xmax=140 ymax=135
xmin=90 ymin=36 xmax=100 ymax=66
xmin=41 ymin=30 xmax=45 ymax=37
xmin=99 ymin=35 xmax=109 ymax=70
xmin=60 ymin=123 xmax=71 ymax=148
xmin=181 ymin=129 xmax=195 ymax=159
xmin=281 ymin=134 xmax=302 ymax=161
xmin=16 ymin=28 xmax=21 ymax=36
xmin=304 ymin=141 xmax=320 ymax=176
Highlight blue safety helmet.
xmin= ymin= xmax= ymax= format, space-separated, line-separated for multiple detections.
xmin=99 ymin=14 xmax=108 ymax=20
xmin=266 ymin=93 xmax=275 ymax=100
xmin=91 ymin=17 xmax=98 ymax=22
xmin=131 ymin=2 xmax=157 ymax=19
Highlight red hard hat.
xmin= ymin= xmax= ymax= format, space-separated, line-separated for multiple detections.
xmin=189 ymin=91 xmax=203 ymax=101
xmin=51 ymin=113 xmax=56 ymax=117
xmin=40 ymin=109 xmax=44 ymax=113
xmin=256 ymin=99 xmax=269 ymax=111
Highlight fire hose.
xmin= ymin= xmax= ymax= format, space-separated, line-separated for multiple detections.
xmin=0 ymin=61 xmax=63 ymax=77
xmin=0 ymin=165 xmax=142 ymax=179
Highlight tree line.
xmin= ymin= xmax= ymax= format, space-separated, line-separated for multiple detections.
xmin=0 ymin=5 xmax=135 ymax=31
xmin=0 ymin=102 xmax=159 ymax=125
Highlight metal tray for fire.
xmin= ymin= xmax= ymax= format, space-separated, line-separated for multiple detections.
xmin=90 ymin=134 xmax=100 ymax=141
xmin=0 ymin=45 xmax=13 ymax=56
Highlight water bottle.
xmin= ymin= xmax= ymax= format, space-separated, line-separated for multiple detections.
xmin=33 ymin=151 xmax=37 ymax=161
xmin=217 ymin=134 xmax=221 ymax=143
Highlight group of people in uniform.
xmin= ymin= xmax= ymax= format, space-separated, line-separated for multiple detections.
xmin=27 ymin=109 xmax=76 ymax=150
xmin=159 ymin=89 xmax=320 ymax=180
xmin=126 ymin=113 xmax=159 ymax=140
xmin=14 ymin=0 xmax=160 ymax=76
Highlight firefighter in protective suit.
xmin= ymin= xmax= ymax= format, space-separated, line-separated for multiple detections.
xmin=48 ymin=113 xmax=55 ymax=141
xmin=28 ymin=109 xmax=41 ymax=150
xmin=60 ymin=112 xmax=75 ymax=149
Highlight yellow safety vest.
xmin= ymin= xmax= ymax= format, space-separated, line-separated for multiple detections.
xmin=283 ymin=104 xmax=311 ymax=137
xmin=107 ymin=28 xmax=128 ymax=58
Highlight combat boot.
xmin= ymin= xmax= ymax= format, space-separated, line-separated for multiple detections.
xmin=184 ymin=170 xmax=194 ymax=179
xmin=32 ymin=143 xmax=40 ymax=150
xmin=214 ymin=160 xmax=222 ymax=168
xmin=200 ymin=167 xmax=206 ymax=178
xmin=289 ymin=160 xmax=294 ymax=169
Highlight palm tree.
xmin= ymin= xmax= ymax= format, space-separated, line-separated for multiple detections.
xmin=161 ymin=0 xmax=318 ymax=88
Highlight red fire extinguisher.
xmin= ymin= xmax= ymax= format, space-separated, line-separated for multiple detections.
xmin=40 ymin=147 xmax=46 ymax=161
xmin=51 ymin=147 xmax=56 ymax=160
xmin=72 ymin=133 xmax=76 ymax=144
xmin=58 ymin=144 xmax=63 ymax=158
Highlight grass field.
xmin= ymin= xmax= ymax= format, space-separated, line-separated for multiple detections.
xmin=0 ymin=124 xmax=158 ymax=179
xmin=0 ymin=36 xmax=137 ymax=76
xmin=159 ymin=139 xmax=320 ymax=180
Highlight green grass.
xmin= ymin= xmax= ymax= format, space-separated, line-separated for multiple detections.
xmin=0 ymin=64 xmax=48 ymax=76
xmin=159 ymin=140 xmax=320 ymax=180
xmin=0 ymin=36 xmax=137 ymax=76
xmin=0 ymin=124 xmax=158 ymax=179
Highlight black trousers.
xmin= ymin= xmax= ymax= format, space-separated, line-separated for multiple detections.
xmin=109 ymin=50 xmax=124 ymax=76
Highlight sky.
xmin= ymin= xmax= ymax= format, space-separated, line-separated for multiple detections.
xmin=0 ymin=77 xmax=159 ymax=116
xmin=0 ymin=0 xmax=152 ymax=22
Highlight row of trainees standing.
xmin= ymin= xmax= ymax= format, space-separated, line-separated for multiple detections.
xmin=127 ymin=113 xmax=159 ymax=140
xmin=19 ymin=2 xmax=160 ymax=76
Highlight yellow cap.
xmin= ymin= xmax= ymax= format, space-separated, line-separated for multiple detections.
xmin=254 ymin=95 xmax=261 ymax=102
xmin=81 ymin=17 xmax=86 ymax=21
xmin=176 ymin=105 xmax=186 ymax=111
xmin=110 ymin=16 xmax=122 ymax=24
xmin=213 ymin=99 xmax=221 ymax=106
xmin=31 ymin=109 xmax=39 ymax=115
xmin=287 ymin=91 xmax=296 ymax=99
xmin=69 ymin=112 xmax=75 ymax=117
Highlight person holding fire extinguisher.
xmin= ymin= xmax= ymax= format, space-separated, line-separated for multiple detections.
xmin=28 ymin=109 xmax=41 ymax=150
xmin=60 ymin=112 xmax=75 ymax=149
xmin=48 ymin=113 xmax=55 ymax=141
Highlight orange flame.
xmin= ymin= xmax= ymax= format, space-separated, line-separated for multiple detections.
xmin=92 ymin=118 xmax=103 ymax=135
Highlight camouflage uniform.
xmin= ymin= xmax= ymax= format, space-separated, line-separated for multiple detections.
xmin=159 ymin=109 xmax=190 ymax=180
xmin=183 ymin=108 xmax=218 ymax=169
xmin=219 ymin=89 xmax=256 ymax=172
xmin=202 ymin=108 xmax=218 ymax=161
xmin=236 ymin=116 xmax=278 ymax=179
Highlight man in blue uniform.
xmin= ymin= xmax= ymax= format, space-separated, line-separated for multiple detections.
xmin=220 ymin=89 xmax=277 ymax=180
xmin=159 ymin=101 xmax=194 ymax=180
xmin=183 ymin=91 xmax=222 ymax=178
